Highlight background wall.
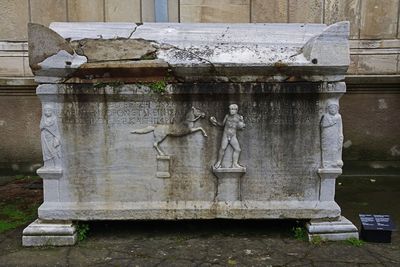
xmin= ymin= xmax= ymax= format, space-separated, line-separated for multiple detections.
xmin=0 ymin=0 xmax=399 ymax=175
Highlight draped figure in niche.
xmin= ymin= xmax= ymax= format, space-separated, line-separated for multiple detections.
xmin=40 ymin=104 xmax=61 ymax=168
xmin=320 ymin=100 xmax=343 ymax=169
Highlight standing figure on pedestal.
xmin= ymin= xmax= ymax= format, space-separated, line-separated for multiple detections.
xmin=210 ymin=104 xmax=245 ymax=169
xmin=320 ymin=100 xmax=343 ymax=169
xmin=40 ymin=104 xmax=61 ymax=169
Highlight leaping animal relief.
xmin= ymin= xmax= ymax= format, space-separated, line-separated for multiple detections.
xmin=130 ymin=106 xmax=207 ymax=155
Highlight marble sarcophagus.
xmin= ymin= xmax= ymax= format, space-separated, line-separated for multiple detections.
xmin=23 ymin=22 xmax=358 ymax=246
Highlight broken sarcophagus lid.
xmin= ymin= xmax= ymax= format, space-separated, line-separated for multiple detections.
xmin=28 ymin=22 xmax=350 ymax=83
xmin=24 ymin=22 xmax=358 ymax=246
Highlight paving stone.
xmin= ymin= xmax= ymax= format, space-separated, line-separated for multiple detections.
xmin=307 ymin=244 xmax=381 ymax=264
xmin=0 ymin=220 xmax=399 ymax=266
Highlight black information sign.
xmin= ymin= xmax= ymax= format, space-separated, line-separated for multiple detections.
xmin=359 ymin=214 xmax=396 ymax=243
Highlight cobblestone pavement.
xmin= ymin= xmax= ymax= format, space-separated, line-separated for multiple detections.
xmin=0 ymin=176 xmax=399 ymax=267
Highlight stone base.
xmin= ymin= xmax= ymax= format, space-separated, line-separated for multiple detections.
xmin=22 ymin=219 xmax=77 ymax=246
xmin=38 ymin=200 xmax=341 ymax=220
xmin=156 ymin=155 xmax=171 ymax=178
xmin=306 ymin=216 xmax=359 ymax=241
xmin=317 ymin=168 xmax=342 ymax=202
xmin=212 ymin=167 xmax=246 ymax=201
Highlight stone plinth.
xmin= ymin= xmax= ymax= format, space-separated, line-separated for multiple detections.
xmin=22 ymin=220 xmax=77 ymax=246
xmin=25 ymin=21 xmax=357 ymax=245
xmin=318 ymin=168 xmax=342 ymax=202
xmin=156 ymin=155 xmax=171 ymax=178
xmin=213 ymin=167 xmax=246 ymax=201
xmin=306 ymin=216 xmax=359 ymax=241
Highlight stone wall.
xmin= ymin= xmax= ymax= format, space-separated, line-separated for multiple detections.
xmin=0 ymin=0 xmax=399 ymax=175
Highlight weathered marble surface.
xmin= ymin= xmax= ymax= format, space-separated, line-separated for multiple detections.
xmin=22 ymin=219 xmax=76 ymax=246
xmin=27 ymin=22 xmax=350 ymax=83
xmin=35 ymin=82 xmax=345 ymax=221
xmin=25 ymin=22 xmax=356 ymax=245
xmin=306 ymin=216 xmax=359 ymax=241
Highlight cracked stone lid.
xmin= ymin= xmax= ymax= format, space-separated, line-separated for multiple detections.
xmin=28 ymin=22 xmax=350 ymax=84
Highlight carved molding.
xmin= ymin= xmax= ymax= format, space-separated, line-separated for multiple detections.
xmin=37 ymin=167 xmax=63 ymax=180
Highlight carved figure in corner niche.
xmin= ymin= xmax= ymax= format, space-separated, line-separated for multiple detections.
xmin=40 ymin=104 xmax=61 ymax=168
xmin=210 ymin=104 xmax=245 ymax=169
xmin=131 ymin=107 xmax=207 ymax=156
xmin=320 ymin=100 xmax=344 ymax=169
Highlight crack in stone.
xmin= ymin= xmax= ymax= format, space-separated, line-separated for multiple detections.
xmin=218 ymin=26 xmax=230 ymax=41
xmin=127 ymin=23 xmax=142 ymax=39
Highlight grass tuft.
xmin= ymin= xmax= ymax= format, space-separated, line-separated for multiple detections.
xmin=76 ymin=223 xmax=90 ymax=242
xmin=0 ymin=203 xmax=38 ymax=234
xmin=292 ymin=226 xmax=308 ymax=241
xmin=346 ymin=237 xmax=364 ymax=247
xmin=148 ymin=80 xmax=167 ymax=94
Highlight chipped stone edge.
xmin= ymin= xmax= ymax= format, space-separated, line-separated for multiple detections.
xmin=32 ymin=22 xmax=350 ymax=83
xmin=306 ymin=216 xmax=359 ymax=241
xmin=302 ymin=21 xmax=350 ymax=67
xmin=22 ymin=219 xmax=77 ymax=247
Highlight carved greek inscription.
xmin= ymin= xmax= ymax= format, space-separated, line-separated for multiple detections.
xmin=239 ymin=98 xmax=318 ymax=125
xmin=61 ymin=102 xmax=181 ymax=125
xmin=60 ymin=97 xmax=318 ymax=126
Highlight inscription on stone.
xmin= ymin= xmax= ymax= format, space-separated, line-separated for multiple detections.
xmin=60 ymin=98 xmax=318 ymax=126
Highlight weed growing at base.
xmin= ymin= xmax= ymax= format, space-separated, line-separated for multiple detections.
xmin=76 ymin=223 xmax=90 ymax=241
xmin=292 ymin=226 xmax=308 ymax=241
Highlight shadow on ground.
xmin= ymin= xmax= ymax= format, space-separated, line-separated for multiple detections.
xmin=0 ymin=176 xmax=399 ymax=267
